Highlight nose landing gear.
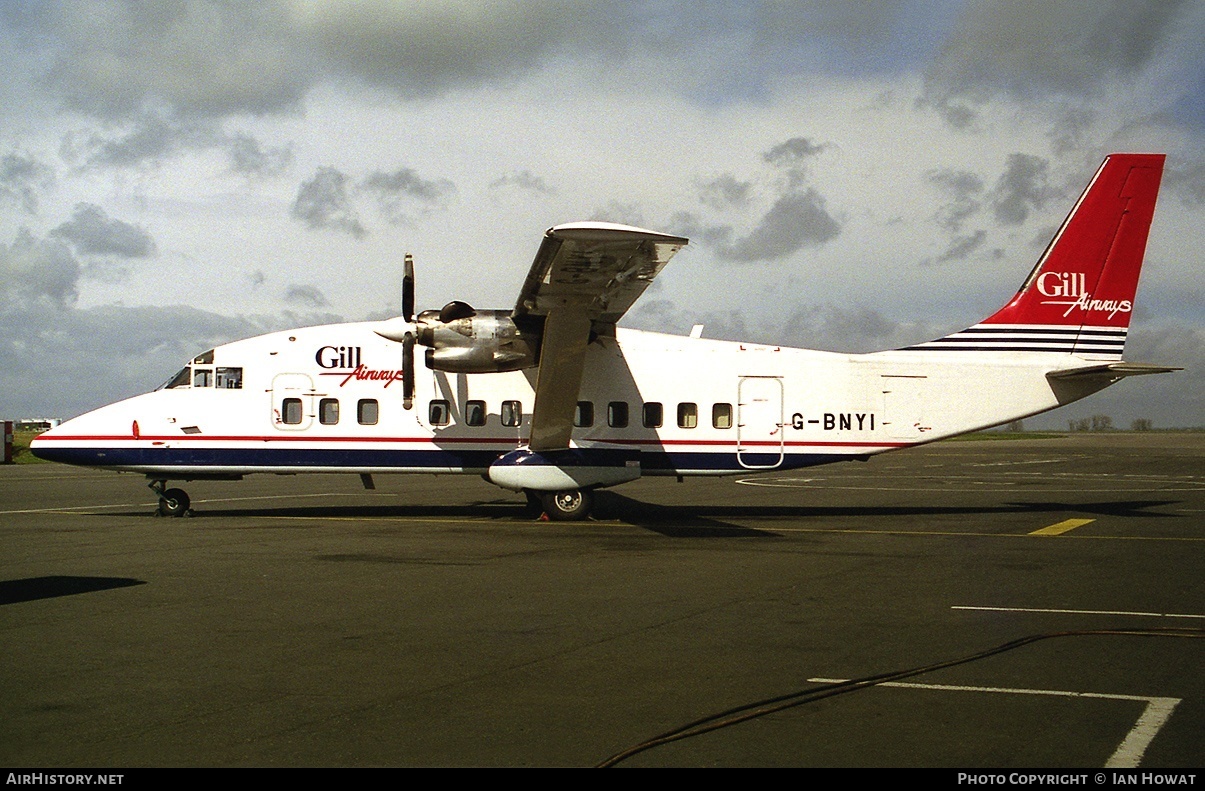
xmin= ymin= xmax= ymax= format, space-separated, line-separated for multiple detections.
xmin=148 ymin=480 xmax=192 ymax=517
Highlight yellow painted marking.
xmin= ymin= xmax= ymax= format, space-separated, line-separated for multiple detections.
xmin=1030 ymin=518 xmax=1095 ymax=536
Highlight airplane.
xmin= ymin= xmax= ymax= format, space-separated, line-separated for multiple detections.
xmin=31 ymin=153 xmax=1177 ymax=521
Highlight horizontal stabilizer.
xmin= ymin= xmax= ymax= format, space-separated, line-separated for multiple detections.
xmin=1047 ymin=362 xmax=1180 ymax=381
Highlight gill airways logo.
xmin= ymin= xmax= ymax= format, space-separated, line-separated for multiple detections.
xmin=315 ymin=345 xmax=407 ymax=387
xmin=1036 ymin=271 xmax=1131 ymax=319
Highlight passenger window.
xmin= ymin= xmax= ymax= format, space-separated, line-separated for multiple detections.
xmin=358 ymin=399 xmax=379 ymax=425
xmin=429 ymin=399 xmax=450 ymax=426
xmin=215 ymin=367 xmax=243 ymax=389
xmin=643 ymin=402 xmax=663 ymax=428
xmin=282 ymin=398 xmax=303 ymax=425
xmin=574 ymin=401 xmax=594 ymax=428
xmin=713 ymin=403 xmax=733 ymax=429
xmin=319 ymin=398 xmax=339 ymax=425
xmin=501 ymin=400 xmax=522 ymax=427
xmin=193 ymin=368 xmax=213 ymax=388
xmin=678 ymin=402 xmax=698 ymax=429
xmin=466 ymin=400 xmax=486 ymax=427
xmin=608 ymin=401 xmax=629 ymax=428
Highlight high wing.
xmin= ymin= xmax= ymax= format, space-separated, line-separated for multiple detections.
xmin=516 ymin=222 xmax=688 ymax=451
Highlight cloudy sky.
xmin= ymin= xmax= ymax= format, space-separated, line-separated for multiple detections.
xmin=1 ymin=0 xmax=1202 ymax=428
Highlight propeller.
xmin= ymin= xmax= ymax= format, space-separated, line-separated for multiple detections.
xmin=372 ymin=254 xmax=421 ymax=408
xmin=401 ymin=254 xmax=416 ymax=409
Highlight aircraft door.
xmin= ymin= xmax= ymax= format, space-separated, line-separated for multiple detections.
xmin=271 ymin=373 xmax=315 ymax=430
xmin=737 ymin=376 xmax=784 ymax=469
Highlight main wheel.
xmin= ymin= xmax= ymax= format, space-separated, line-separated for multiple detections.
xmin=541 ymin=488 xmax=593 ymax=521
xmin=158 ymin=488 xmax=191 ymax=517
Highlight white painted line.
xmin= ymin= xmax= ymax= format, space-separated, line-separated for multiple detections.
xmin=1105 ymin=697 xmax=1181 ymax=768
xmin=808 ymin=677 xmax=1179 ymax=768
xmin=952 ymin=605 xmax=1205 ymax=620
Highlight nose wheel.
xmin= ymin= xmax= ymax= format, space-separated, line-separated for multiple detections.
xmin=149 ymin=480 xmax=192 ymax=517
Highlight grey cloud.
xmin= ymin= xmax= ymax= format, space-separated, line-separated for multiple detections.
xmin=762 ymin=137 xmax=829 ymax=190
xmin=1047 ymin=107 xmax=1098 ymax=155
xmin=715 ymin=189 xmax=841 ymax=262
xmin=362 ymin=168 xmax=454 ymax=203
xmin=291 ymin=167 xmax=366 ymax=239
xmin=300 ymin=2 xmax=631 ymax=100
xmin=698 ymin=174 xmax=753 ymax=210
xmin=361 ymin=168 xmax=455 ymax=223
xmin=780 ymin=305 xmax=952 ymax=353
xmin=763 ymin=137 xmax=826 ymax=168
xmin=2 ymin=1 xmax=635 ymax=123
xmin=626 ymin=298 xmax=952 ymax=355
xmin=63 ymin=116 xmax=293 ymax=174
xmin=0 ymin=297 xmax=342 ymax=418
xmin=490 ymin=170 xmax=555 ymax=196
xmin=63 ymin=115 xmax=214 ymax=169
xmin=589 ymin=202 xmax=646 ymax=228
xmin=1164 ymin=160 xmax=1205 ymax=204
xmin=927 ymin=168 xmax=984 ymax=231
xmin=50 ymin=203 xmax=156 ymax=258
xmin=229 ymin=134 xmax=293 ymax=177
xmin=284 ymin=284 xmax=329 ymax=309
xmin=0 ymin=151 xmax=53 ymax=213
xmin=989 ymin=154 xmax=1056 ymax=226
xmin=9 ymin=1 xmax=311 ymax=121
xmin=929 ymin=230 xmax=987 ymax=265
xmin=921 ymin=97 xmax=979 ymax=130
xmin=0 ymin=229 xmax=81 ymax=308
xmin=925 ymin=0 xmax=1194 ymax=104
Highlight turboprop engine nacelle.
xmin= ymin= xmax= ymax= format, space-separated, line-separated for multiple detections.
xmin=416 ymin=305 xmax=539 ymax=374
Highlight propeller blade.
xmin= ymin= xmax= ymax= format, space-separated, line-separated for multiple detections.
xmin=402 ymin=332 xmax=416 ymax=410
xmin=403 ymin=253 xmax=415 ymax=323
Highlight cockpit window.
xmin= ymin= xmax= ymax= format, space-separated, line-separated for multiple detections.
xmin=162 ymin=366 xmax=191 ymax=390
xmin=160 ymin=361 xmax=243 ymax=391
xmin=215 ymin=367 xmax=243 ymax=389
xmin=193 ymin=349 xmax=215 ymax=364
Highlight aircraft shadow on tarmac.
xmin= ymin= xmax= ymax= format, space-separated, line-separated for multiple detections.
xmin=0 ymin=575 xmax=146 ymax=605
xmin=92 ymin=492 xmax=1183 ymax=539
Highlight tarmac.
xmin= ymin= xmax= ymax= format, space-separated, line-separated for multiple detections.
xmin=1 ymin=433 xmax=1202 ymax=767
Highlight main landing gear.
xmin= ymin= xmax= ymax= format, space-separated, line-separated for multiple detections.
xmin=526 ymin=488 xmax=594 ymax=521
xmin=148 ymin=479 xmax=191 ymax=517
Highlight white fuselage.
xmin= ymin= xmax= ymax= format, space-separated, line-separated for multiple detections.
xmin=33 ymin=321 xmax=1107 ymax=480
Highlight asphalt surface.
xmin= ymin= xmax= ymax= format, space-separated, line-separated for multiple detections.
xmin=1 ymin=433 xmax=1202 ymax=767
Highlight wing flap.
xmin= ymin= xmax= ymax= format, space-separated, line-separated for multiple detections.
xmin=515 ymin=222 xmax=688 ymax=324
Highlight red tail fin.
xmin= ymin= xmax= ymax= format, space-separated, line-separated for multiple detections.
xmin=985 ymin=153 xmax=1164 ymax=332
xmin=909 ymin=154 xmax=1164 ymax=359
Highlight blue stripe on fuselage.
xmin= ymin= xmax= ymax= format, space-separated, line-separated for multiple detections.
xmin=34 ymin=445 xmax=853 ymax=474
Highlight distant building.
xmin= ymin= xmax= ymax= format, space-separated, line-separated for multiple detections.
xmin=12 ymin=418 xmax=62 ymax=432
